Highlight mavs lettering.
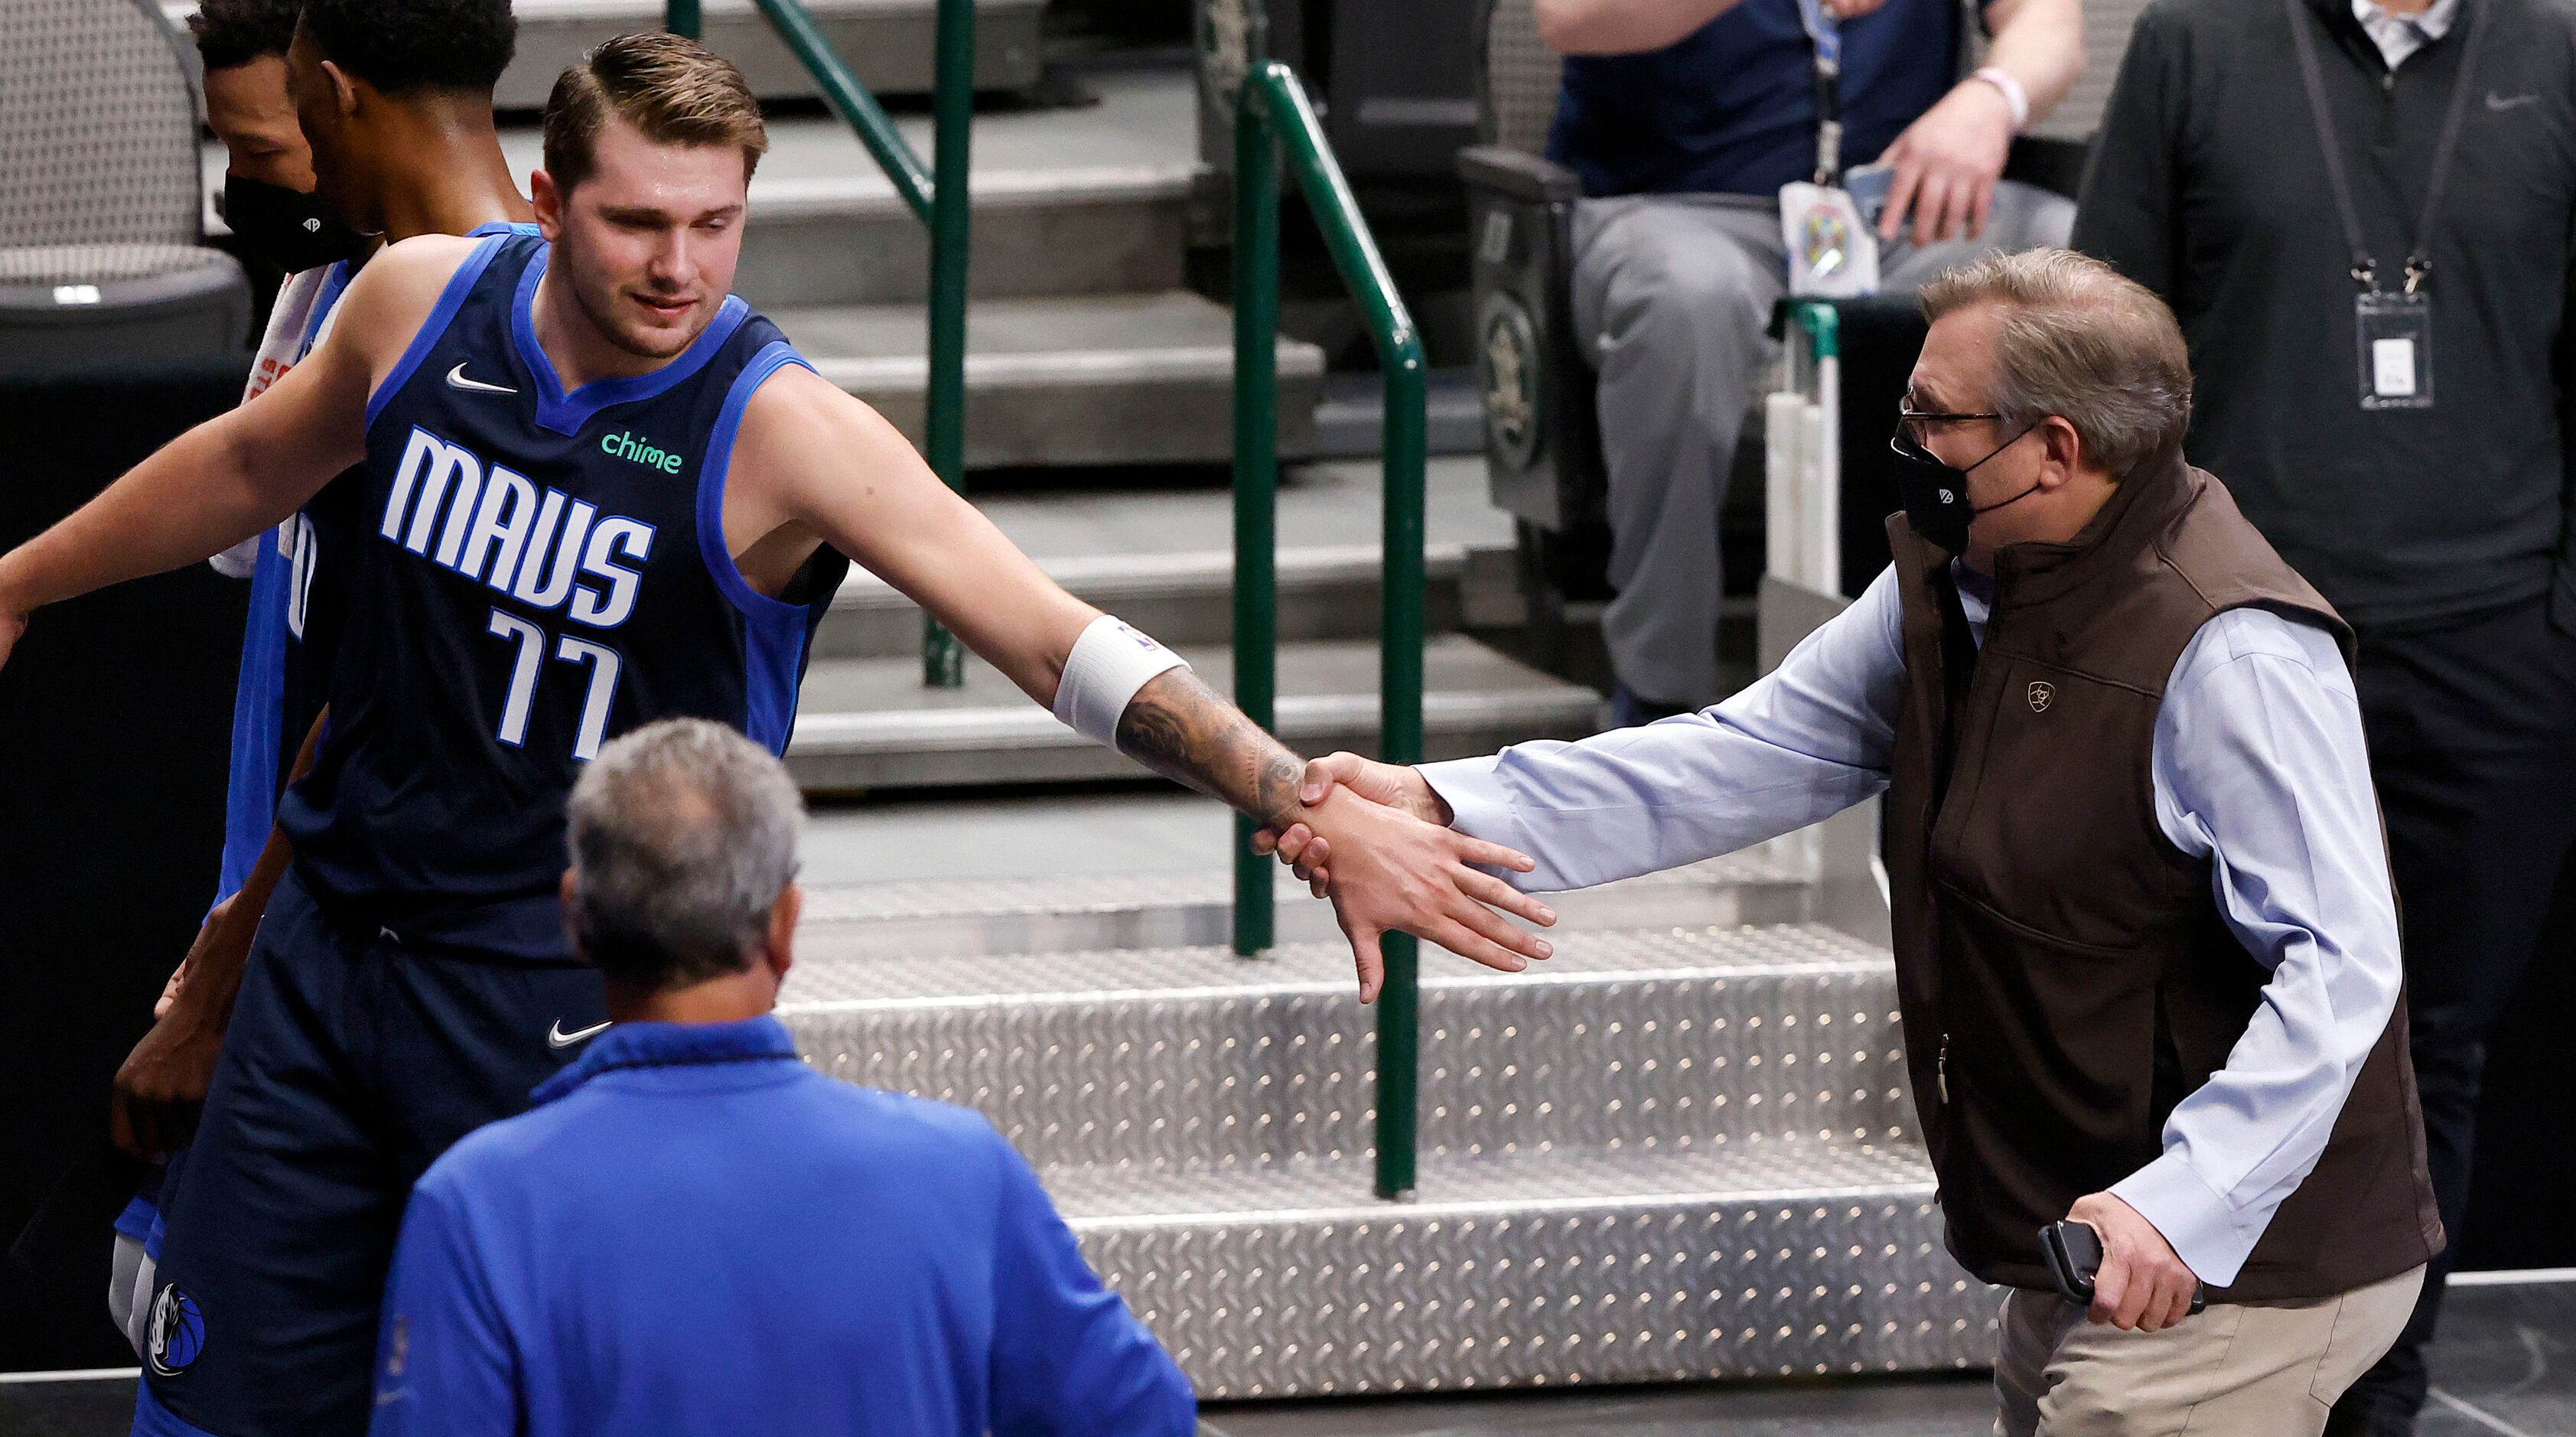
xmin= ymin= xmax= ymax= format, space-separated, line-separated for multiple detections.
xmin=381 ymin=425 xmax=656 ymax=629
xmin=382 ymin=425 xmax=650 ymax=760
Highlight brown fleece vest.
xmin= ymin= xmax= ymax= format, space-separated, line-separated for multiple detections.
xmin=1883 ymin=453 xmax=2443 ymax=1301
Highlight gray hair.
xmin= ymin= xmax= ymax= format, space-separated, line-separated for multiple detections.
xmin=564 ymin=718 xmax=804 ymax=990
xmin=1918 ymin=248 xmax=2193 ymax=478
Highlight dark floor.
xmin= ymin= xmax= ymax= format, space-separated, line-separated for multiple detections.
xmin=3 ymin=1281 xmax=2567 ymax=1436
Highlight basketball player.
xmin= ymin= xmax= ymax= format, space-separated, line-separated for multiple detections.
xmin=0 ymin=34 xmax=1551 ymax=1437
xmin=105 ymin=0 xmax=535 ymax=1357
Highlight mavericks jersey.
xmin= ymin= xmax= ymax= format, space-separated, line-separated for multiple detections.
xmin=276 ymin=232 xmax=845 ymax=960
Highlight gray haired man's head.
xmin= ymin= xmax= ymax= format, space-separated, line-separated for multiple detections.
xmin=1918 ymin=248 xmax=2193 ymax=478
xmin=564 ymin=718 xmax=804 ymax=991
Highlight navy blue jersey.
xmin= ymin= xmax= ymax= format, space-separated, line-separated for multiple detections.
xmin=276 ymin=233 xmax=845 ymax=960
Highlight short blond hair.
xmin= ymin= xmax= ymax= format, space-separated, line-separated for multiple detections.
xmin=542 ymin=31 xmax=768 ymax=193
xmin=1918 ymin=248 xmax=2193 ymax=478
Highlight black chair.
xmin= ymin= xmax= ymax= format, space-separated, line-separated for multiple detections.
xmin=0 ymin=0 xmax=252 ymax=367
xmin=1460 ymin=0 xmax=2127 ymax=609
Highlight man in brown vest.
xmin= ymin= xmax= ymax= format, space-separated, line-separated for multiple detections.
xmin=1261 ymin=249 xmax=2444 ymax=1434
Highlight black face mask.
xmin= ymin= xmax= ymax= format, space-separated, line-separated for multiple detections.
xmin=1888 ymin=425 xmax=2042 ymax=556
xmin=220 ymin=174 xmax=367 ymax=274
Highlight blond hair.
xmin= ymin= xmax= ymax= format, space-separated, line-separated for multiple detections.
xmin=542 ymin=31 xmax=768 ymax=192
xmin=1918 ymin=248 xmax=2193 ymax=478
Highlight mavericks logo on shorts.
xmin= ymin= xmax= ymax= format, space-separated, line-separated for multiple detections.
xmin=145 ymin=1282 xmax=205 ymax=1377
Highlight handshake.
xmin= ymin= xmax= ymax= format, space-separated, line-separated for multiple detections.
xmin=1249 ymin=752 xmax=1558 ymax=1003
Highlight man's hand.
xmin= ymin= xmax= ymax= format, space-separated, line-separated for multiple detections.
xmin=112 ymin=900 xmax=252 ymax=1159
xmin=111 ymin=1007 xmax=226 ymax=1161
xmin=2068 ymin=1192 xmax=2200 ymax=1332
xmin=1252 ymin=752 xmax=1451 ymax=894
xmin=0 ymin=606 xmax=24 ymax=671
xmin=1874 ymin=78 xmax=2017 ymax=246
xmin=1289 ymin=785 xmax=1555 ymax=1004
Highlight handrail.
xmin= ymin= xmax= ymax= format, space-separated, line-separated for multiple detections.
xmin=1232 ymin=58 xmax=1429 ymax=1202
xmin=668 ymin=0 xmax=972 ymax=687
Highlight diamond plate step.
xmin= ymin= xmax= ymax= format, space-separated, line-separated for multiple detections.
xmin=816 ymin=543 xmax=1490 ymax=659
xmin=779 ymin=924 xmax=1915 ymax=1168
xmin=490 ymin=0 xmax=1044 ymax=109
xmin=786 ymin=636 xmax=1598 ymax=792
xmin=1062 ymin=1144 xmax=1995 ymax=1397
xmin=775 ymin=291 xmax=1324 ymax=469
xmin=793 ymin=852 xmax=1815 ymax=960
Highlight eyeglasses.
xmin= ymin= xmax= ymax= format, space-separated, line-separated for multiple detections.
xmin=1896 ymin=398 xmax=2002 ymax=448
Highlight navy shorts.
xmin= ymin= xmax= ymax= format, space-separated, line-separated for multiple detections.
xmin=132 ymin=868 xmax=606 ymax=1437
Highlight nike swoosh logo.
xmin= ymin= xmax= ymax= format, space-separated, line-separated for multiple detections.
xmin=548 ymin=1018 xmax=611 ymax=1048
xmin=446 ymin=361 xmax=518 ymax=395
xmin=2487 ymin=92 xmax=2542 ymax=111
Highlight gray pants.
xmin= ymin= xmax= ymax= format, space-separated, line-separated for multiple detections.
xmin=1571 ymin=181 xmax=2074 ymax=706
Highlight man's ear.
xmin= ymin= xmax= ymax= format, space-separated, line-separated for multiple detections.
xmin=530 ymin=168 xmax=566 ymax=243
xmin=319 ymin=57 xmax=360 ymax=121
xmin=764 ymin=883 xmax=802 ymax=984
xmin=2039 ymin=415 xmax=2087 ymax=487
xmin=559 ymin=870 xmax=585 ymax=960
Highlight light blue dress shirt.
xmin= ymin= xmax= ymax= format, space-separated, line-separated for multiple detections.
xmin=1418 ymin=565 xmax=2405 ymax=1288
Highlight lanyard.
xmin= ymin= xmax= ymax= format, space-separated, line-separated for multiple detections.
xmin=2283 ymin=0 xmax=2486 ymax=295
xmin=1796 ymin=0 xmax=1845 ymax=184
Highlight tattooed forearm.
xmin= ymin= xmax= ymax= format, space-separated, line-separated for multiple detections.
xmin=1115 ymin=666 xmax=1306 ymax=826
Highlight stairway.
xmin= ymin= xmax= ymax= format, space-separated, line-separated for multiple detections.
xmin=775 ymin=849 xmax=1999 ymax=1396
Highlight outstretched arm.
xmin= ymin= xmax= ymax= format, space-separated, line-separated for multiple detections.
xmin=1262 ymin=567 xmax=1916 ymax=894
xmin=0 ymin=236 xmax=476 ymax=667
xmin=725 ymin=368 xmax=1556 ymax=996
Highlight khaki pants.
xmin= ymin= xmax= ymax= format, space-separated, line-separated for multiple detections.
xmin=1992 ymin=1266 xmax=2426 ymax=1436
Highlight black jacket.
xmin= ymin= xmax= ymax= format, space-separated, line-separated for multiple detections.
xmin=2073 ymin=0 xmax=2576 ymax=632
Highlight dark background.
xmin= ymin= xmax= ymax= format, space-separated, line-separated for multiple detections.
xmin=1 ymin=358 xmax=248 ymax=1369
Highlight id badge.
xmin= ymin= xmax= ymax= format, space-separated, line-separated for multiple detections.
xmin=2355 ymin=291 xmax=2433 ymax=411
xmin=1780 ymin=182 xmax=1881 ymax=298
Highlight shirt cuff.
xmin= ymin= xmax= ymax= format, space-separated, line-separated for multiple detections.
xmin=1415 ymin=756 xmax=1516 ymax=846
xmin=2109 ymin=1152 xmax=2256 ymax=1289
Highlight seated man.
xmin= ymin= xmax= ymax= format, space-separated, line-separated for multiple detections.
xmin=1540 ymin=0 xmax=2084 ymax=718
xmin=367 ymin=719 xmax=1195 ymax=1437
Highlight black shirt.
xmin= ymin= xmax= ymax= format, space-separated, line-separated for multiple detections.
xmin=2073 ymin=0 xmax=2576 ymax=631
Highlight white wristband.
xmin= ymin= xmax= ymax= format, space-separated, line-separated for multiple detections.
xmin=1972 ymin=67 xmax=2029 ymax=132
xmin=1053 ymin=614 xmax=1189 ymax=748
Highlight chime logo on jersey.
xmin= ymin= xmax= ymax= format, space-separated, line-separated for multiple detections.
xmin=380 ymin=425 xmax=656 ymax=629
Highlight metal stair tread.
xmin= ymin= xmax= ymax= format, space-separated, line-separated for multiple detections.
xmin=1039 ymin=1139 xmax=1942 ymax=1226
xmin=777 ymin=921 xmax=1892 ymax=1006
xmin=794 ymin=851 xmax=1809 ymax=926
xmin=790 ymin=635 xmax=1594 ymax=755
xmin=773 ymin=290 xmax=1327 ymax=389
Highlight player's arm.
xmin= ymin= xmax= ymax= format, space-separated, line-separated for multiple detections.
xmin=113 ymin=709 xmax=324 ymax=1160
xmin=727 ymin=371 xmax=1555 ymax=995
xmin=728 ymin=366 xmax=1306 ymax=824
xmin=0 ymin=237 xmax=476 ymax=667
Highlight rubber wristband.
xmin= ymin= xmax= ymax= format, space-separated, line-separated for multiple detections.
xmin=1053 ymin=614 xmax=1189 ymax=748
xmin=1972 ymin=66 xmax=2029 ymax=132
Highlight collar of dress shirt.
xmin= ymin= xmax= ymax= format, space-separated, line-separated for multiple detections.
xmin=2351 ymin=0 xmax=2460 ymax=70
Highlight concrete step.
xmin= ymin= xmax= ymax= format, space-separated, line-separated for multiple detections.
xmin=780 ymin=922 xmax=1912 ymax=1167
xmin=1060 ymin=1142 xmax=1994 ymax=1397
xmin=785 ymin=634 xmax=1599 ymax=791
xmin=816 ymin=542 xmax=1512 ymax=660
xmin=791 ymin=851 xmax=1817 ymax=960
xmin=491 ymin=71 xmax=1205 ymax=308
xmin=490 ymin=0 xmax=1044 ymax=109
xmin=776 ymin=291 xmax=1325 ymax=469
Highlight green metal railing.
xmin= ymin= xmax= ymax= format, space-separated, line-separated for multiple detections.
xmin=668 ymin=0 xmax=973 ymax=687
xmin=1230 ymin=59 xmax=1428 ymax=1201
